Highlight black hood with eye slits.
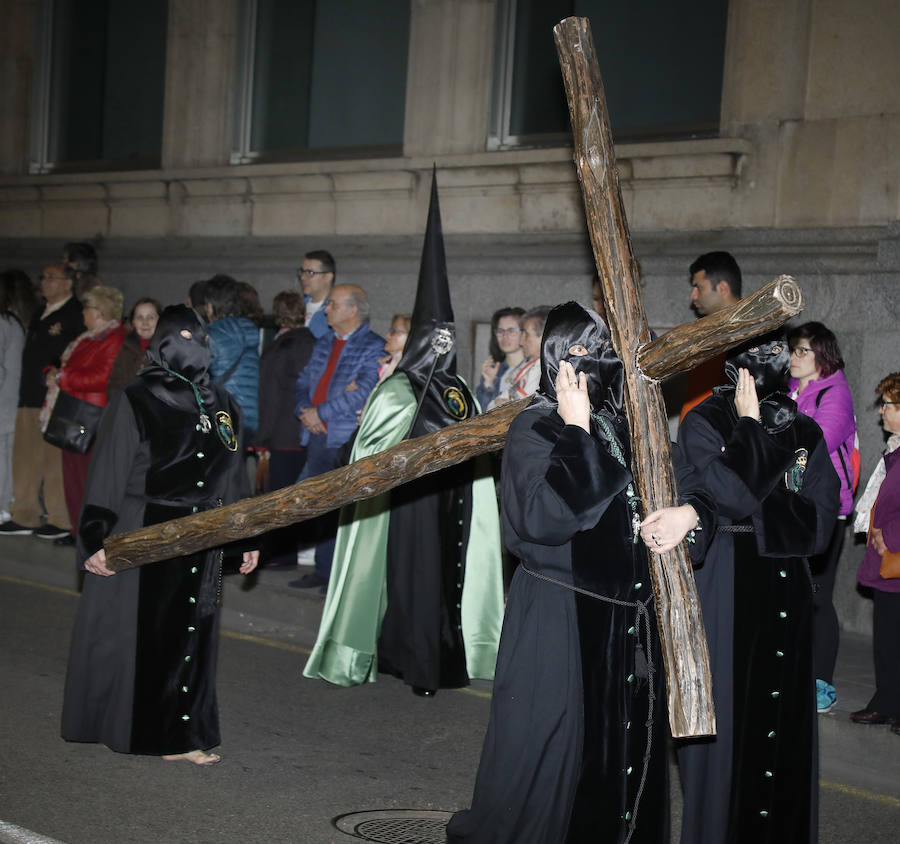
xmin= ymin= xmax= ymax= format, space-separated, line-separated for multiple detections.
xmin=533 ymin=301 xmax=625 ymax=418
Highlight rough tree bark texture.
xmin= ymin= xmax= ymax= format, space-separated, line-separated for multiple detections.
xmin=104 ymin=267 xmax=800 ymax=577
xmin=103 ymin=397 xmax=528 ymax=571
xmin=554 ymin=16 xmax=713 ymax=737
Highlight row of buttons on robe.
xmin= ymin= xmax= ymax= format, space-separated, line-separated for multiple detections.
xmin=758 ymin=566 xmax=791 ymax=819
xmin=621 ymin=578 xmax=649 ymax=824
xmin=179 ymin=563 xmax=202 ymax=723
xmin=191 ymin=448 xmax=207 ymax=513
xmin=455 ymin=496 xmax=465 ymax=631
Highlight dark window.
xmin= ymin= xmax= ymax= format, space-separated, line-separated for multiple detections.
xmin=234 ymin=0 xmax=410 ymax=163
xmin=491 ymin=0 xmax=729 ymax=148
xmin=43 ymin=0 xmax=167 ymax=170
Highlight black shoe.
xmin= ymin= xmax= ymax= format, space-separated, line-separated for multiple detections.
xmin=850 ymin=709 xmax=898 ymax=725
xmin=34 ymin=524 xmax=70 ymax=540
xmin=54 ymin=534 xmax=76 ymax=547
xmin=412 ymin=687 xmax=437 ymax=698
xmin=288 ymin=572 xmax=329 ymax=589
xmin=0 ymin=521 xmax=34 ymax=536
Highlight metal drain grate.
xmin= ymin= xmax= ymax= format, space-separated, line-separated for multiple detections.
xmin=334 ymin=810 xmax=453 ymax=843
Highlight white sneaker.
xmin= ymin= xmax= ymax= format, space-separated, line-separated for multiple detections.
xmin=0 ymin=510 xmax=10 ymax=524
xmin=296 ymin=546 xmax=317 ymax=566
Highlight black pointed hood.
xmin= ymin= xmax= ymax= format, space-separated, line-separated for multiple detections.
xmin=396 ymin=168 xmax=474 ymax=435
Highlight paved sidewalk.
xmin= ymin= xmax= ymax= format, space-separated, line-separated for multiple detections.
xmin=2 ymin=533 xmax=898 ymax=797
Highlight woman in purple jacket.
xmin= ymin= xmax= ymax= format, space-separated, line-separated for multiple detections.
xmin=850 ymin=372 xmax=900 ymax=733
xmin=788 ymin=321 xmax=857 ymax=712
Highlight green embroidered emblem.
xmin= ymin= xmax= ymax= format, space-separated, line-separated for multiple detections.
xmin=215 ymin=410 xmax=238 ymax=452
xmin=443 ymin=386 xmax=469 ymax=420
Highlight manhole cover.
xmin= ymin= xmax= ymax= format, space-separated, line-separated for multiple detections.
xmin=334 ymin=810 xmax=453 ymax=843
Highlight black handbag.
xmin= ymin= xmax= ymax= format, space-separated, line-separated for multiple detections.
xmin=43 ymin=391 xmax=104 ymax=454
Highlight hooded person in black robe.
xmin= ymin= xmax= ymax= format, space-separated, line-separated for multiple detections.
xmin=61 ymin=305 xmax=258 ymax=765
xmin=676 ymin=333 xmax=839 ymax=844
xmin=447 ymin=301 xmax=716 ymax=844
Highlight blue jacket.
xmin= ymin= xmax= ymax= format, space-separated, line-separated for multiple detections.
xmin=208 ymin=316 xmax=260 ymax=434
xmin=295 ymin=323 xmax=384 ymax=447
xmin=304 ymin=298 xmax=329 ymax=339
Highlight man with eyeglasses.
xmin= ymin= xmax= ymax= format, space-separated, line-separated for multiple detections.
xmin=680 ymin=251 xmax=743 ymax=420
xmin=0 ymin=265 xmax=85 ymax=539
xmin=297 ymin=250 xmax=335 ymax=340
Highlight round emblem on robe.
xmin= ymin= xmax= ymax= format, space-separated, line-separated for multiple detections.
xmin=442 ymin=386 xmax=469 ymax=420
xmin=784 ymin=447 xmax=808 ymax=492
xmin=215 ymin=410 xmax=238 ymax=452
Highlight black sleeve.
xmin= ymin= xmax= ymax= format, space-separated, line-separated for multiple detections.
xmin=502 ymin=412 xmax=631 ymax=547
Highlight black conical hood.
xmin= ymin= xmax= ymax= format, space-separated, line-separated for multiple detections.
xmin=396 ymin=168 xmax=474 ymax=435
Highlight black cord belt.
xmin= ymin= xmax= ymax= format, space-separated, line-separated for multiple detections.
xmin=717 ymin=524 xmax=755 ymax=533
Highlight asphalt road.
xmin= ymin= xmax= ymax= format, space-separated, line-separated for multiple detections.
xmin=2 ymin=573 xmax=899 ymax=843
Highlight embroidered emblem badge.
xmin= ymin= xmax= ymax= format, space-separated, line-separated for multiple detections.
xmin=48 ymin=322 xmax=62 ymax=336
xmin=215 ymin=410 xmax=238 ymax=451
xmin=785 ymin=447 xmax=808 ymax=492
xmin=443 ymin=386 xmax=469 ymax=420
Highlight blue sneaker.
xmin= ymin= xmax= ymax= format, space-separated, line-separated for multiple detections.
xmin=816 ymin=679 xmax=836 ymax=713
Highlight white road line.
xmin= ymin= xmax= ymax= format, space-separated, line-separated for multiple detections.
xmin=0 ymin=821 xmax=66 ymax=844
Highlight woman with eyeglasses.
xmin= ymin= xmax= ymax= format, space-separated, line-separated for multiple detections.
xmin=476 ymin=307 xmax=525 ymax=410
xmin=787 ymin=321 xmax=858 ymax=714
xmin=488 ymin=306 xmax=551 ymax=410
xmin=850 ymin=373 xmax=900 ymax=734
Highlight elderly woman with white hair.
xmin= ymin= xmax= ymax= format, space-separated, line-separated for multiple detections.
xmin=41 ymin=284 xmax=126 ymax=544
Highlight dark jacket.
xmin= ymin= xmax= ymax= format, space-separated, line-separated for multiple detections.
xmin=255 ymin=326 xmax=315 ymax=450
xmin=106 ymin=333 xmax=147 ymax=400
xmin=19 ymin=296 xmax=85 ymax=407
xmin=208 ymin=316 xmax=260 ymax=434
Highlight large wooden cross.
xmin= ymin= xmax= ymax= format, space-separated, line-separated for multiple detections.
xmin=103 ymin=18 xmax=803 ymax=737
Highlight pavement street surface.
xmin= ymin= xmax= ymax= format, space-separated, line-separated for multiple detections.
xmin=2 ymin=551 xmax=900 ymax=843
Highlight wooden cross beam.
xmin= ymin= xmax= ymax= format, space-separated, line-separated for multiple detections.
xmin=104 ymin=273 xmax=800 ymax=576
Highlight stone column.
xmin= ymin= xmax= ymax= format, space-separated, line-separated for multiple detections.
xmin=161 ymin=0 xmax=238 ymax=170
xmin=403 ymin=0 xmax=495 ymax=157
xmin=0 ymin=0 xmax=36 ymax=175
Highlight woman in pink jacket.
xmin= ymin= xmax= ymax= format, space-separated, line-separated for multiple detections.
xmin=787 ymin=321 xmax=857 ymax=713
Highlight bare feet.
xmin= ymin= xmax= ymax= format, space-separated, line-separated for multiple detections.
xmin=163 ymin=749 xmax=221 ymax=766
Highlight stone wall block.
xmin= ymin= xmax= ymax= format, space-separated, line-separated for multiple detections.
xmin=109 ymin=199 xmax=172 ymax=238
xmin=250 ymin=197 xmax=336 ymax=237
xmin=0 ymin=205 xmax=41 ymax=237
xmin=40 ymin=202 xmax=109 ymax=238
xmin=519 ymin=184 xmax=584 ymax=233
xmin=180 ymin=197 xmax=251 ymax=237
xmin=106 ymin=182 xmax=168 ymax=200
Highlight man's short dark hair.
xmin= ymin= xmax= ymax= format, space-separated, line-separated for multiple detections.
xmin=689 ymin=251 xmax=742 ymax=298
xmin=305 ymin=250 xmax=336 ymax=280
xmin=63 ymin=242 xmax=98 ymax=276
xmin=204 ymin=274 xmax=241 ymax=320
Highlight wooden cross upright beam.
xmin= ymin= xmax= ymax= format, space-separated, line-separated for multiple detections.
xmin=555 ymin=16 xmax=756 ymax=736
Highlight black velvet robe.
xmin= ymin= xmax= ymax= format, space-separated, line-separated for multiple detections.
xmin=447 ymin=406 xmax=715 ymax=844
xmin=676 ymin=396 xmax=839 ymax=844
xmin=61 ymin=381 xmax=246 ymax=755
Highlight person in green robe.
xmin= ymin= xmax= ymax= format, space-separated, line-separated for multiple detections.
xmin=303 ymin=171 xmax=504 ymax=694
